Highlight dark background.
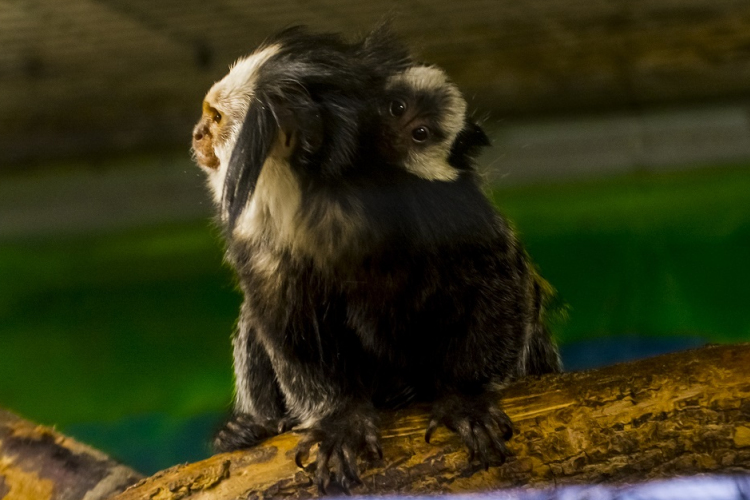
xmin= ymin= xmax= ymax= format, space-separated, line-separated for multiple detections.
xmin=1 ymin=0 xmax=749 ymax=474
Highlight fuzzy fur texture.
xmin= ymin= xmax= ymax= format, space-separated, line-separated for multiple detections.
xmin=192 ymin=26 xmax=560 ymax=493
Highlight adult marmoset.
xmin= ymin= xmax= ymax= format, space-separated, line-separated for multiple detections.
xmin=191 ymin=26 xmax=560 ymax=492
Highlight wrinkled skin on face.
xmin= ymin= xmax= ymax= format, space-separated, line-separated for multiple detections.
xmin=192 ymin=101 xmax=223 ymax=171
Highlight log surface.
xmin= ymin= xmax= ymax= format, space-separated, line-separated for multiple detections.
xmin=0 ymin=409 xmax=142 ymax=500
xmin=114 ymin=343 xmax=750 ymax=499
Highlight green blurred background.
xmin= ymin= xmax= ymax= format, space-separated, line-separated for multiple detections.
xmin=1 ymin=0 xmax=749 ymax=476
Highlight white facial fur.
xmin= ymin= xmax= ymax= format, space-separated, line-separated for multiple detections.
xmin=386 ymin=66 xmax=467 ymax=182
xmin=200 ymin=45 xmax=282 ymax=204
xmin=196 ymin=43 xmax=362 ymax=267
xmin=200 ymin=44 xmax=307 ymax=252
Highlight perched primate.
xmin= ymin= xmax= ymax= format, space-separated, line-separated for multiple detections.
xmin=192 ymin=26 xmax=560 ymax=492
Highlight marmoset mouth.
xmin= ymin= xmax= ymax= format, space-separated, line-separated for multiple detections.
xmin=192 ymin=146 xmax=219 ymax=170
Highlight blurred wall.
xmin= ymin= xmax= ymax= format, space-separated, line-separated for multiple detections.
xmin=2 ymin=0 xmax=750 ymax=167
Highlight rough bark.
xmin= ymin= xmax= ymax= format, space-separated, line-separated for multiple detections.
xmin=112 ymin=343 xmax=750 ymax=499
xmin=0 ymin=409 xmax=142 ymax=500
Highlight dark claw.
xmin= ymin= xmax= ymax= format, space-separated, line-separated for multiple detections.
xmin=296 ymin=405 xmax=381 ymax=493
xmin=295 ymin=449 xmax=307 ymax=469
xmin=472 ymin=424 xmax=492 ymax=470
xmin=332 ymin=456 xmax=347 ymax=494
xmin=318 ymin=474 xmax=330 ymax=495
xmin=487 ymin=419 xmax=511 ymax=462
xmin=277 ymin=417 xmax=294 ymax=434
xmin=427 ymin=392 xmax=514 ymax=469
xmin=366 ymin=433 xmax=383 ymax=459
xmin=425 ymin=419 xmax=439 ymax=443
xmin=455 ymin=420 xmax=477 ymax=462
xmin=340 ymin=446 xmax=362 ymax=486
xmin=489 ymin=407 xmax=514 ymax=441
xmin=213 ymin=413 xmax=283 ymax=453
xmin=315 ymin=444 xmax=333 ymax=494
xmin=338 ymin=481 xmax=352 ymax=496
xmin=503 ymin=424 xmax=513 ymax=441
xmin=295 ymin=433 xmax=317 ymax=469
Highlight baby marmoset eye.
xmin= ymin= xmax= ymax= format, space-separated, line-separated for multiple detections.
xmin=411 ymin=125 xmax=430 ymax=143
xmin=389 ymin=99 xmax=406 ymax=117
xmin=387 ymin=97 xmax=433 ymax=144
xmin=380 ymin=91 xmax=441 ymax=169
xmin=385 ymin=94 xmax=437 ymax=144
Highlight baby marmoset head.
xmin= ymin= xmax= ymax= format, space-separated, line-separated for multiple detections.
xmin=378 ymin=65 xmax=489 ymax=181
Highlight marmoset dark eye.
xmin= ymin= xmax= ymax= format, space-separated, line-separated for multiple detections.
xmin=390 ymin=100 xmax=406 ymax=117
xmin=411 ymin=126 xmax=430 ymax=142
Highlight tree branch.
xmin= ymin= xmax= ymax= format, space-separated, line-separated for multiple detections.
xmin=0 ymin=409 xmax=142 ymax=500
xmin=110 ymin=343 xmax=750 ymax=499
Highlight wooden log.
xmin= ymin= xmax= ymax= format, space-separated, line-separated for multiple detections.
xmin=113 ymin=343 xmax=750 ymax=499
xmin=0 ymin=409 xmax=142 ymax=500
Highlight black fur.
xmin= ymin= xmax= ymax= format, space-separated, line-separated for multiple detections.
xmin=449 ymin=121 xmax=491 ymax=170
xmin=222 ymin=26 xmax=410 ymax=230
xmin=207 ymin=27 xmax=561 ymax=493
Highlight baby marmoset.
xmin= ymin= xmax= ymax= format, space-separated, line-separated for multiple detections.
xmin=191 ymin=26 xmax=560 ymax=492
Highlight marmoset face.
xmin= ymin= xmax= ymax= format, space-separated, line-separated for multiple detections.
xmin=379 ymin=65 xmax=467 ymax=182
xmin=191 ymin=45 xmax=281 ymax=203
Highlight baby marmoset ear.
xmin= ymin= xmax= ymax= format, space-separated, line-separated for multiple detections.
xmin=448 ymin=120 xmax=491 ymax=171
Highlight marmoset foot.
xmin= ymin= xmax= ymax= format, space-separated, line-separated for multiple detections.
xmin=214 ymin=413 xmax=291 ymax=452
xmin=426 ymin=392 xmax=513 ymax=470
xmin=295 ymin=405 xmax=382 ymax=494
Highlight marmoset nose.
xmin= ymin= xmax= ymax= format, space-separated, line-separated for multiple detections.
xmin=193 ymin=123 xmax=208 ymax=142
